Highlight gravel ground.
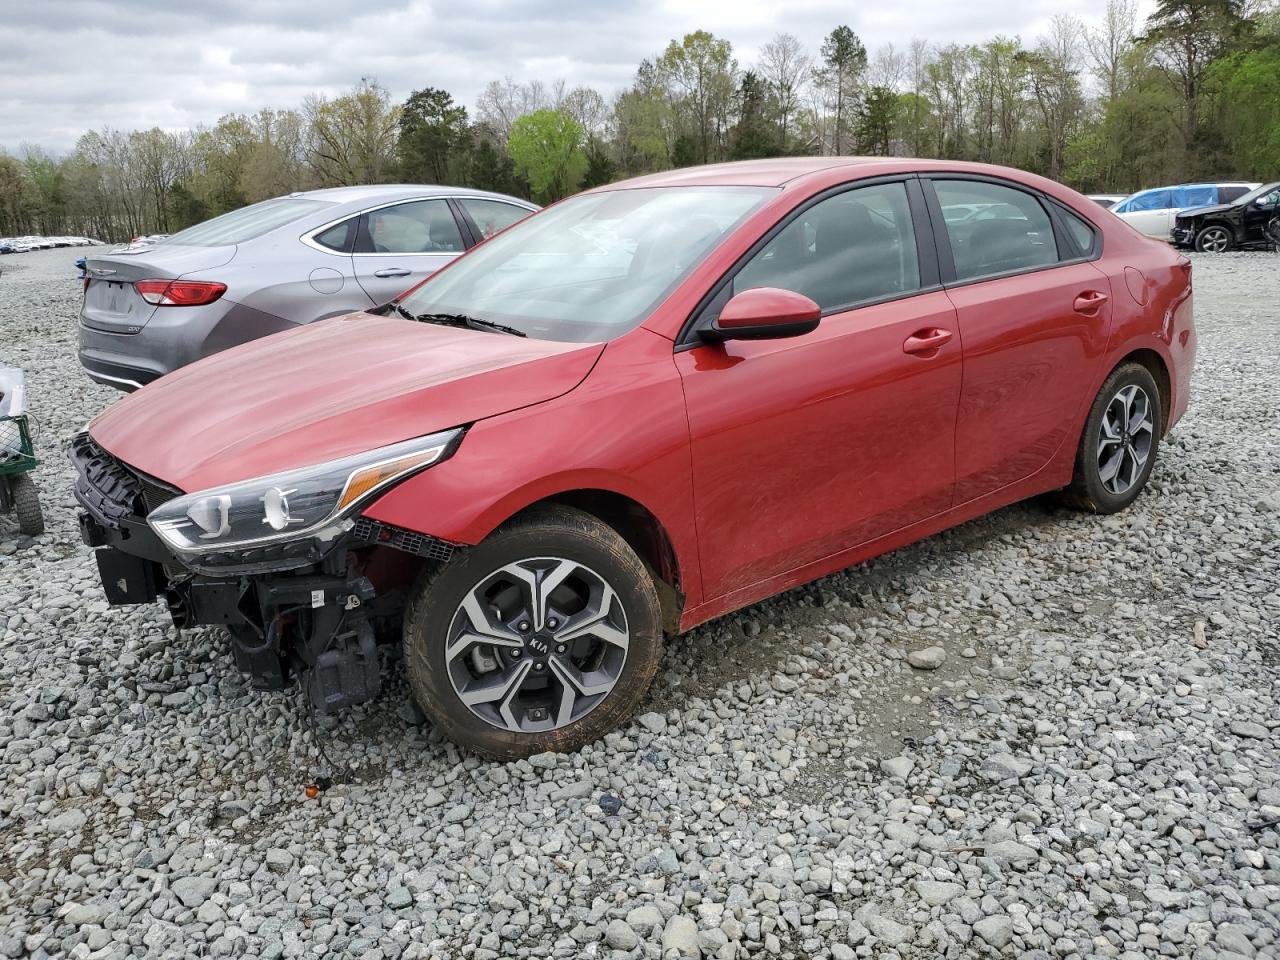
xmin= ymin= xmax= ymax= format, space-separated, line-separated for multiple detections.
xmin=0 ymin=246 xmax=1277 ymax=960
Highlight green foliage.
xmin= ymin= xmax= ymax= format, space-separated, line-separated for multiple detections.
xmin=729 ymin=72 xmax=776 ymax=160
xmin=1206 ymin=46 xmax=1280 ymax=179
xmin=857 ymin=86 xmax=899 ymax=155
xmin=507 ymin=109 xmax=587 ymax=202
xmin=398 ymin=88 xmax=469 ymax=183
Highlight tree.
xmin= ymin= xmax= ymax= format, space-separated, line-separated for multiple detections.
xmin=759 ymin=33 xmax=810 ymax=151
xmin=507 ymin=109 xmax=587 ymax=202
xmin=1019 ymin=18 xmax=1086 ymax=181
xmin=816 ymin=26 xmax=868 ymax=153
xmin=857 ymin=86 xmax=899 ymax=155
xmin=1087 ymin=0 xmax=1141 ymax=104
xmin=1140 ymin=0 xmax=1254 ymax=168
xmin=730 ymin=72 xmax=776 ymax=159
xmin=398 ymin=87 xmax=469 ymax=183
xmin=304 ymin=78 xmax=400 ymax=186
xmin=657 ymin=31 xmax=738 ymax=164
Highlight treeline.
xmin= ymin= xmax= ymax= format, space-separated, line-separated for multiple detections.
xmin=2 ymin=0 xmax=1278 ymax=242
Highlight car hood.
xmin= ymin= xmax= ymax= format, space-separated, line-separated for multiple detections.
xmin=1175 ymin=203 xmax=1233 ymax=221
xmin=89 ymin=313 xmax=604 ymax=492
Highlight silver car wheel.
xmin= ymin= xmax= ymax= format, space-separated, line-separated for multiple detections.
xmin=445 ymin=557 xmax=630 ymax=733
xmin=1097 ymin=384 xmax=1155 ymax=496
xmin=1197 ymin=226 xmax=1230 ymax=253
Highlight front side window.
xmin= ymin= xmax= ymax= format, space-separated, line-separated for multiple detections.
xmin=358 ymin=200 xmax=464 ymax=254
xmin=934 ymin=180 xmax=1057 ymax=281
xmin=399 ymin=186 xmax=774 ymax=342
xmin=733 ymin=182 xmax=921 ymax=311
xmin=165 ymin=198 xmax=329 ymax=246
xmin=459 ymin=198 xmax=531 ymax=239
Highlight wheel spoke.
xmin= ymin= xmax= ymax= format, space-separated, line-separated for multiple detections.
xmin=506 ymin=559 xmax=578 ymax=631
xmin=458 ymin=658 xmax=533 ymax=726
xmin=1099 ymin=449 xmax=1124 ymax=489
xmin=548 ymin=655 xmax=618 ymax=726
xmin=553 ymin=583 xmax=629 ymax=651
xmin=446 ymin=593 xmax=524 ymax=663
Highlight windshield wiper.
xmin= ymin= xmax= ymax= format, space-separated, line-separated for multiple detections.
xmin=411 ymin=311 xmax=527 ymax=338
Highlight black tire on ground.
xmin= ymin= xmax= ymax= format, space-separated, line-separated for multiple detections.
xmin=1194 ymin=224 xmax=1233 ymax=253
xmin=403 ymin=505 xmax=664 ymax=759
xmin=1057 ymin=362 xmax=1163 ymax=515
xmin=10 ymin=474 xmax=44 ymax=537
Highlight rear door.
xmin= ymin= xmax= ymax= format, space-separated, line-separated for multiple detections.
xmin=351 ymin=198 xmax=468 ymax=304
xmin=1115 ymin=189 xmax=1175 ymax=237
xmin=925 ymin=176 xmax=1113 ymax=504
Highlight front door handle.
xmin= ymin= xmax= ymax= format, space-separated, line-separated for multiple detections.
xmin=373 ymin=267 xmax=412 ymax=278
xmin=1073 ymin=290 xmax=1109 ymax=314
xmin=903 ymin=328 xmax=953 ymax=356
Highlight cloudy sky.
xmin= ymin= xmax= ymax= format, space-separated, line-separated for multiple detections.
xmin=2 ymin=0 xmax=1156 ymax=154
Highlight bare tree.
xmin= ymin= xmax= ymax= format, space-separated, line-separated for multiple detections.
xmin=1086 ymin=0 xmax=1139 ymax=102
xmin=759 ymin=33 xmax=810 ymax=149
xmin=869 ymin=42 xmax=906 ymax=90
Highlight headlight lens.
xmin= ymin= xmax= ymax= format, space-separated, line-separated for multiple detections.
xmin=147 ymin=429 xmax=463 ymax=555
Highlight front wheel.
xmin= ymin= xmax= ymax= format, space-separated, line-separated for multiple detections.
xmin=1195 ymin=224 xmax=1233 ymax=253
xmin=403 ymin=506 xmax=664 ymax=759
xmin=1058 ymin=363 xmax=1162 ymax=515
xmin=10 ymin=474 xmax=44 ymax=536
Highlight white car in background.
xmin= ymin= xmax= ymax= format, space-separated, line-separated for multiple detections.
xmin=1087 ymin=194 xmax=1129 ymax=209
xmin=1112 ymin=182 xmax=1259 ymax=239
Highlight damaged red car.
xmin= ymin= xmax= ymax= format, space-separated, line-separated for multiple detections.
xmin=73 ymin=158 xmax=1196 ymax=758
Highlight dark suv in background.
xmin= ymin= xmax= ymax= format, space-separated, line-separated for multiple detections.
xmin=1172 ymin=182 xmax=1280 ymax=252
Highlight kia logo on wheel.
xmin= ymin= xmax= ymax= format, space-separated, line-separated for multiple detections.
xmin=528 ymin=638 xmax=549 ymax=655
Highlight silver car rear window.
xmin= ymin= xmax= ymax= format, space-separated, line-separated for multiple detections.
xmin=163 ymin=198 xmax=330 ymax=246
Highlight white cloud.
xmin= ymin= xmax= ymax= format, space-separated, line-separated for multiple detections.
xmin=0 ymin=0 xmax=1158 ymax=153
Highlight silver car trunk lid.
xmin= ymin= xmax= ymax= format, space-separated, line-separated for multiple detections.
xmin=81 ymin=243 xmax=237 ymax=334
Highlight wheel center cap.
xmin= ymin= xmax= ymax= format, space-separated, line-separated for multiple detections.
xmin=525 ymin=634 xmax=552 ymax=658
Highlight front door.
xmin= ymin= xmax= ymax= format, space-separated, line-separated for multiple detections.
xmin=676 ymin=180 xmax=962 ymax=601
xmin=352 ymin=198 xmax=468 ymax=304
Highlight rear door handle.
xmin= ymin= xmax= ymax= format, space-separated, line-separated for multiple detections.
xmin=373 ymin=267 xmax=412 ymax=278
xmin=903 ymin=328 xmax=953 ymax=356
xmin=1073 ymin=291 xmax=1109 ymax=314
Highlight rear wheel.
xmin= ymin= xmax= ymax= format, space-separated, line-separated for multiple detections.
xmin=1195 ymin=224 xmax=1233 ymax=253
xmin=1058 ymin=363 xmax=1162 ymax=515
xmin=10 ymin=474 xmax=44 ymax=536
xmin=403 ymin=506 xmax=664 ymax=759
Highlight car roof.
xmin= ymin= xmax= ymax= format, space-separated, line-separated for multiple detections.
xmin=287 ymin=184 xmax=533 ymax=204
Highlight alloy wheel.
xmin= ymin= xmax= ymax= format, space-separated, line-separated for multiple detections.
xmin=444 ymin=557 xmax=630 ymax=733
xmin=1097 ymin=384 xmax=1154 ymax=496
xmin=1198 ymin=227 xmax=1230 ymax=253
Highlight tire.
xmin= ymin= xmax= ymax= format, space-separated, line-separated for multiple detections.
xmin=10 ymin=474 xmax=44 ymax=536
xmin=1057 ymin=363 xmax=1162 ymax=515
xmin=1194 ymin=224 xmax=1233 ymax=253
xmin=403 ymin=505 xmax=664 ymax=759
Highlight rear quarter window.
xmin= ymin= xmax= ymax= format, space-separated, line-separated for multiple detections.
xmin=165 ymin=198 xmax=329 ymax=246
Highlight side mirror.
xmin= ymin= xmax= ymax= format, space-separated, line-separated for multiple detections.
xmin=702 ymin=287 xmax=822 ymax=342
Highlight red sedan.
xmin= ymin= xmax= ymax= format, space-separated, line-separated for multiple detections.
xmin=74 ymin=158 xmax=1195 ymax=758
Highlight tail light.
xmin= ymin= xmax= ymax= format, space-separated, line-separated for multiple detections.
xmin=135 ymin=279 xmax=227 ymax=306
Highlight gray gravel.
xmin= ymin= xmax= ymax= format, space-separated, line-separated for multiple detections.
xmin=1 ymin=246 xmax=1278 ymax=959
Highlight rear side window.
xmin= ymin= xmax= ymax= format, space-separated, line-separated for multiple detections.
xmin=933 ymin=180 xmax=1057 ymax=281
xmin=356 ymin=200 xmax=464 ymax=254
xmin=1221 ymin=185 xmax=1251 ymax=203
xmin=165 ymin=198 xmax=328 ymax=246
xmin=313 ymin=218 xmax=356 ymax=253
xmin=1054 ymin=204 xmax=1100 ymax=258
xmin=1177 ymin=186 xmax=1217 ymax=207
xmin=733 ymin=181 xmax=921 ymax=311
xmin=459 ymin=198 xmax=531 ymax=239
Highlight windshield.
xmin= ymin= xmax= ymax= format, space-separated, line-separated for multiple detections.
xmin=398 ymin=186 xmax=775 ymax=342
xmin=1236 ymin=182 xmax=1280 ymax=205
xmin=163 ymin=197 xmax=329 ymax=246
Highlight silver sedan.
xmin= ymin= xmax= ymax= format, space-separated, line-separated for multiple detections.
xmin=78 ymin=185 xmax=537 ymax=391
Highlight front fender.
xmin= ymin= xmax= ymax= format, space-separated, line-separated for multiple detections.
xmin=361 ymin=328 xmax=705 ymax=607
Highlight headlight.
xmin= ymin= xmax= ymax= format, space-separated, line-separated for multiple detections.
xmin=147 ymin=428 xmax=463 ymax=556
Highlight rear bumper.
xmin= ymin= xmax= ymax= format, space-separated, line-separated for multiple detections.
xmin=77 ymin=298 xmax=296 ymax=391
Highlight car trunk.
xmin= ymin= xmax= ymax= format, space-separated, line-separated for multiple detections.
xmin=81 ymin=243 xmax=237 ymax=334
